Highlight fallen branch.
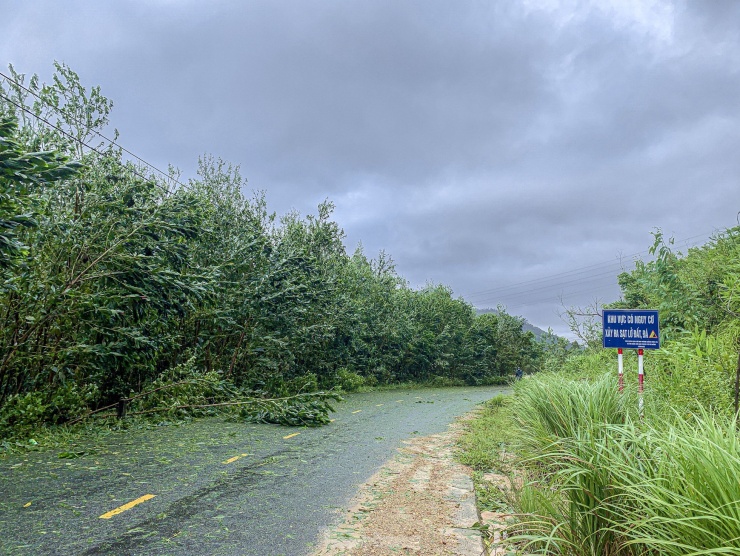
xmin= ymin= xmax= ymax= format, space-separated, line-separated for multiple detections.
xmin=66 ymin=378 xmax=227 ymax=426
xmin=67 ymin=389 xmax=343 ymax=427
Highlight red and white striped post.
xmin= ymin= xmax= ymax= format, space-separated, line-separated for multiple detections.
xmin=617 ymin=348 xmax=624 ymax=393
xmin=638 ymin=348 xmax=644 ymax=417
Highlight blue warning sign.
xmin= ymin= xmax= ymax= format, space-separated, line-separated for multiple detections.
xmin=602 ymin=310 xmax=660 ymax=350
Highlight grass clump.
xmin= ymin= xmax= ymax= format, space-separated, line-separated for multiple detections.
xmin=458 ymin=394 xmax=511 ymax=471
xmin=476 ymin=373 xmax=740 ymax=556
xmin=458 ymin=394 xmax=521 ymax=522
xmin=613 ymin=413 xmax=740 ymax=555
xmin=509 ymin=373 xmax=631 ymax=460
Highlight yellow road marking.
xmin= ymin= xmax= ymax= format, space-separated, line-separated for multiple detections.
xmin=283 ymin=433 xmax=300 ymax=439
xmin=222 ymin=453 xmax=248 ymax=465
xmin=100 ymin=494 xmax=155 ymax=519
xmin=352 ymin=410 xmax=362 ymax=414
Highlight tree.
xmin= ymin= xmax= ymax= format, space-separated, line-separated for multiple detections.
xmin=0 ymin=116 xmax=79 ymax=275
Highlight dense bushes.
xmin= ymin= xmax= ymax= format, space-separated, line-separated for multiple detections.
xmin=489 ymin=227 xmax=740 ymax=554
xmin=0 ymin=63 xmax=540 ymax=438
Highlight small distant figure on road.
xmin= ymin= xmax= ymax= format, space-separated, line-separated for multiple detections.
xmin=515 ymin=367 xmax=523 ymax=381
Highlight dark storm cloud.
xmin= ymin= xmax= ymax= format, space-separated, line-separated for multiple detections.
xmin=2 ymin=0 xmax=739 ymax=335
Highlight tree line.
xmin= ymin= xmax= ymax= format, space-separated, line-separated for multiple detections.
xmin=0 ymin=63 xmax=545 ymax=436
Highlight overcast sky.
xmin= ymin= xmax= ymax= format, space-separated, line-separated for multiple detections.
xmin=2 ymin=0 xmax=739 ymax=337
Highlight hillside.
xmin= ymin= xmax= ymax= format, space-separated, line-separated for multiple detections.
xmin=474 ymin=307 xmax=549 ymax=340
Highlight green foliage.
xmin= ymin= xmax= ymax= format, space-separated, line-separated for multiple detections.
xmin=511 ymin=373 xmax=630 ymax=455
xmin=0 ymin=62 xmax=544 ymax=439
xmin=236 ymin=391 xmax=343 ymax=427
xmin=1 ymin=61 xmax=115 ymax=156
xmin=615 ymin=227 xmax=740 ymax=339
xmin=0 ymin=391 xmax=50 ymax=437
xmin=0 ymin=116 xmax=80 ymax=275
xmin=508 ymin=376 xmax=631 ymax=555
xmin=503 ymin=373 xmax=740 ymax=556
xmin=647 ymin=325 xmax=738 ymax=414
xmin=458 ymin=394 xmax=511 ymax=471
xmin=459 ymin=224 xmax=740 ymax=555
xmin=611 ymin=413 xmax=740 ymax=555
xmin=336 ymin=368 xmax=366 ymax=392
xmin=131 ymin=358 xmax=235 ymax=418
xmin=0 ymin=381 xmax=97 ymax=438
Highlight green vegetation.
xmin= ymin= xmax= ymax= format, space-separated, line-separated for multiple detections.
xmin=459 ymin=227 xmax=740 ymax=554
xmin=458 ymin=394 xmax=511 ymax=472
xmin=0 ymin=62 xmax=543 ymax=445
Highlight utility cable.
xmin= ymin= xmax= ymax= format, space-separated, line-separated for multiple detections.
xmin=462 ymin=232 xmax=712 ymax=306
xmin=471 ymin=272 xmax=619 ymax=307
xmin=464 ymin=231 xmax=710 ymax=299
xmin=469 ymin=268 xmax=621 ymax=304
xmin=0 ymin=89 xmax=170 ymax=194
xmin=465 ymin=264 xmax=629 ymax=302
xmin=463 ymin=233 xmax=713 ymax=312
xmin=0 ymin=79 xmax=183 ymax=197
xmin=0 ymin=70 xmax=188 ymax=192
xmin=465 ymin=257 xmax=637 ymax=298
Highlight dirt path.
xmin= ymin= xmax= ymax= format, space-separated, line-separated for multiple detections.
xmin=312 ymin=420 xmax=483 ymax=556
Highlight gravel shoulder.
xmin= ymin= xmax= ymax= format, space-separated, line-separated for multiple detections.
xmin=312 ymin=417 xmax=484 ymax=556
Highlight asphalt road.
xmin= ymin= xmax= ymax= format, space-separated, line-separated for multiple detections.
xmin=0 ymin=385 xmax=507 ymax=555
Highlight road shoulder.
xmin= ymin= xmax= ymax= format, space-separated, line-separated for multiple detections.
xmin=311 ymin=420 xmax=483 ymax=556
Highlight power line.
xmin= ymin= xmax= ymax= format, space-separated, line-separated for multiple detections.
xmin=471 ymin=270 xmax=620 ymax=306
xmin=465 ymin=262 xmax=629 ymax=302
xmin=465 ymin=265 xmax=625 ymax=307
xmin=0 ymin=70 xmax=187 ymax=191
xmin=465 ymin=257 xmax=637 ymax=298
xmin=0 ymin=72 xmax=185 ymax=196
xmin=504 ymin=283 xmax=622 ymax=311
xmin=0 ymin=89 xmax=166 ymax=193
xmin=464 ymin=231 xmax=710 ymax=300
xmin=462 ymin=232 xmax=712 ymax=309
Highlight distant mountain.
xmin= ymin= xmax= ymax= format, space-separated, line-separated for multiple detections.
xmin=474 ymin=307 xmax=550 ymax=340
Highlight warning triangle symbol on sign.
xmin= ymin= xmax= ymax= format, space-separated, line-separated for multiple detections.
xmin=649 ymin=331 xmax=657 ymax=338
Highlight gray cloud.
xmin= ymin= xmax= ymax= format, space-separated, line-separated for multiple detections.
xmin=2 ymin=0 xmax=739 ymax=336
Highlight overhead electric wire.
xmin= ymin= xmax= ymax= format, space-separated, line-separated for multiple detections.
xmin=504 ymin=281 xmax=623 ymax=310
xmin=465 ymin=263 xmax=629 ymax=302
xmin=464 ymin=231 xmax=711 ymax=300
xmin=0 ymin=89 xmax=167 ymax=193
xmin=474 ymin=282 xmax=618 ymax=309
xmin=0 ymin=72 xmax=186 ymax=196
xmin=469 ymin=268 xmax=622 ymax=306
xmin=463 ymin=233 xmax=713 ymax=310
xmin=465 ymin=257 xmax=638 ymax=298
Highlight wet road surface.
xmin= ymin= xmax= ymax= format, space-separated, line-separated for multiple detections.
xmin=0 ymin=385 xmax=507 ymax=555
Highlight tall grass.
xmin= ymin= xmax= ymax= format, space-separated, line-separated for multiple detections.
xmin=509 ymin=374 xmax=740 ymax=555
xmin=612 ymin=413 xmax=740 ymax=555
xmin=510 ymin=374 xmax=635 ymax=555
xmin=510 ymin=373 xmax=631 ymax=459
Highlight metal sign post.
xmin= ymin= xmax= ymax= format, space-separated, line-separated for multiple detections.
xmin=603 ymin=310 xmax=659 ymax=417
xmin=638 ymin=348 xmax=644 ymax=416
